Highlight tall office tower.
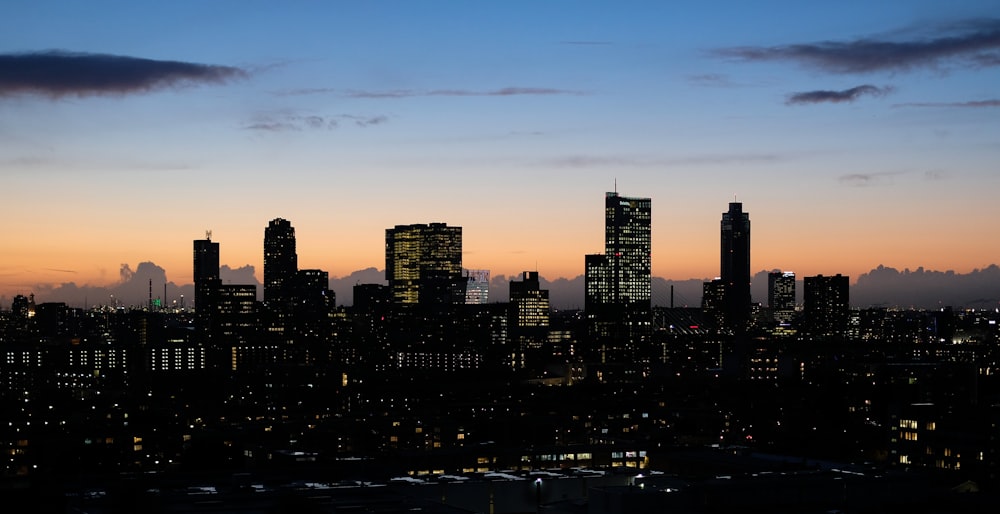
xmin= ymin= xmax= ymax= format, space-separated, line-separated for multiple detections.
xmin=720 ymin=201 xmax=751 ymax=333
xmin=584 ymin=192 xmax=652 ymax=367
xmin=768 ymin=271 xmax=796 ymax=325
xmin=804 ymin=274 xmax=850 ymax=339
xmin=585 ymin=192 xmax=652 ymax=311
xmin=464 ymin=269 xmax=490 ymax=304
xmin=264 ymin=218 xmax=298 ymax=305
xmin=193 ymin=234 xmax=221 ymax=340
xmin=385 ymin=223 xmax=463 ymax=307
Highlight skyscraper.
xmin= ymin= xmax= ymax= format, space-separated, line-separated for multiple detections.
xmin=385 ymin=223 xmax=463 ymax=307
xmin=720 ymin=202 xmax=751 ymax=333
xmin=264 ymin=218 xmax=298 ymax=305
xmin=584 ymin=191 xmax=652 ymax=366
xmin=585 ymin=192 xmax=652 ymax=311
xmin=768 ymin=271 xmax=796 ymax=325
xmin=193 ymin=234 xmax=220 ymax=340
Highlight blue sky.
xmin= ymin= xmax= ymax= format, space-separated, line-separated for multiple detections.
xmin=2 ymin=0 xmax=999 ymax=300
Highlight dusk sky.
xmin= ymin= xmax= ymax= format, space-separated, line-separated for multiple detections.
xmin=3 ymin=1 xmax=999 ymax=302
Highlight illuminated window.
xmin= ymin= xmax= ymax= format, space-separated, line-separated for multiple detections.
xmin=925 ymin=422 xmax=936 ymax=431
xmin=899 ymin=455 xmax=910 ymax=464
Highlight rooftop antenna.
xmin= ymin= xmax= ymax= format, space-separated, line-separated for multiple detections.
xmin=206 ymin=229 xmax=212 ymax=241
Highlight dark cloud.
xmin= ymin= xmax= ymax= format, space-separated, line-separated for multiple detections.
xmin=345 ymin=87 xmax=584 ymax=98
xmin=0 ymin=50 xmax=248 ymax=98
xmin=895 ymin=99 xmax=1000 ymax=108
xmin=715 ymin=19 xmax=1000 ymax=73
xmin=786 ymin=84 xmax=893 ymax=105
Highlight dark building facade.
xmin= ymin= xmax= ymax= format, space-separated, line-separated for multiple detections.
xmin=804 ymin=274 xmax=850 ymax=338
xmin=264 ymin=218 xmax=298 ymax=305
xmin=193 ymin=235 xmax=220 ymax=341
xmin=720 ymin=202 xmax=751 ymax=334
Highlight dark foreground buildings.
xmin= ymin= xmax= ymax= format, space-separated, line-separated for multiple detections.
xmin=4 ymin=202 xmax=1000 ymax=512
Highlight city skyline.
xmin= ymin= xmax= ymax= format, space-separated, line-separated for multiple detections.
xmin=3 ymin=1 xmax=999 ymax=301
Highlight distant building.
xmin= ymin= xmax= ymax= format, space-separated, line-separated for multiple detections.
xmin=804 ymin=274 xmax=850 ymax=338
xmin=720 ymin=202 xmax=751 ymax=334
xmin=264 ymin=218 xmax=298 ymax=305
xmin=510 ymin=271 xmax=550 ymax=331
xmin=385 ymin=223 xmax=463 ymax=308
xmin=464 ymin=269 xmax=490 ymax=305
xmin=768 ymin=271 xmax=796 ymax=325
xmin=701 ymin=278 xmax=727 ymax=332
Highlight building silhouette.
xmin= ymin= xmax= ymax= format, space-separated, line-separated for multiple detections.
xmin=804 ymin=274 xmax=850 ymax=339
xmin=264 ymin=218 xmax=298 ymax=305
xmin=584 ymin=191 xmax=652 ymax=369
xmin=193 ymin=235 xmax=220 ymax=342
xmin=720 ymin=201 xmax=751 ymax=334
xmin=385 ymin=223 xmax=464 ymax=309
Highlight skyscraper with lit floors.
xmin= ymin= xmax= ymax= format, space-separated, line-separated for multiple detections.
xmin=584 ymin=191 xmax=652 ymax=369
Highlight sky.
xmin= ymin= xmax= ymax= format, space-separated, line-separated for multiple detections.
xmin=2 ymin=0 xmax=999 ymax=304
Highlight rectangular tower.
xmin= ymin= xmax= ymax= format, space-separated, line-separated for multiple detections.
xmin=385 ymin=223 xmax=463 ymax=308
xmin=584 ymin=192 xmax=652 ymax=367
xmin=804 ymin=274 xmax=850 ymax=339
xmin=768 ymin=271 xmax=796 ymax=325
xmin=193 ymin=235 xmax=220 ymax=340
xmin=720 ymin=202 xmax=751 ymax=333
xmin=264 ymin=218 xmax=298 ymax=305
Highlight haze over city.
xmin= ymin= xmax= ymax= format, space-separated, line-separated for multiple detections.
xmin=3 ymin=1 xmax=999 ymax=307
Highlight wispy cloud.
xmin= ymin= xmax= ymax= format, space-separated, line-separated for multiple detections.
xmin=894 ymin=99 xmax=1000 ymax=108
xmin=345 ymin=87 xmax=585 ymax=98
xmin=786 ymin=84 xmax=893 ymax=105
xmin=243 ymin=112 xmax=389 ymax=132
xmin=714 ymin=18 xmax=1000 ymax=74
xmin=839 ymin=171 xmax=904 ymax=187
xmin=560 ymin=41 xmax=613 ymax=46
xmin=687 ymin=73 xmax=739 ymax=87
xmin=0 ymin=50 xmax=247 ymax=98
xmin=549 ymin=153 xmax=781 ymax=168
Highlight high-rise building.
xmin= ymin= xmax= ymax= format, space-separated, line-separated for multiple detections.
xmin=584 ymin=192 xmax=651 ymax=312
xmin=193 ymin=234 xmax=220 ymax=340
xmin=720 ymin=202 xmax=751 ymax=333
xmin=264 ymin=218 xmax=298 ymax=305
xmin=385 ymin=223 xmax=463 ymax=308
xmin=584 ymin=191 xmax=652 ymax=367
xmin=804 ymin=274 xmax=850 ymax=339
xmin=768 ymin=271 xmax=796 ymax=325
